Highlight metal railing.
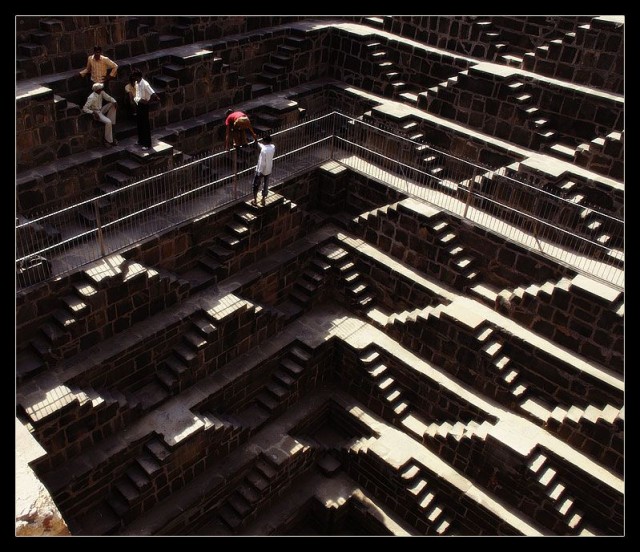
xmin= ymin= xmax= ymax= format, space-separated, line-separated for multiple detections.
xmin=16 ymin=111 xmax=624 ymax=290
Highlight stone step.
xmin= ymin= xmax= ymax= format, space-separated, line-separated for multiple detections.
xmin=385 ymin=388 xmax=402 ymax=403
xmin=435 ymin=517 xmax=452 ymax=535
xmin=266 ymin=382 xmax=288 ymax=400
xmin=538 ymin=466 xmax=557 ymax=487
xmin=295 ymin=279 xmax=317 ymax=295
xmin=114 ymin=478 xmax=140 ymax=505
xmin=236 ymin=483 xmax=260 ymax=505
xmin=207 ymin=244 xmax=234 ymax=262
xmin=136 ymin=454 xmax=162 ymax=478
xmin=145 ymin=438 xmax=171 ymax=463
xmin=218 ymin=504 xmax=242 ymax=530
xmin=245 ymin=470 xmax=269 ymax=493
xmin=192 ymin=317 xmax=217 ymax=338
xmin=289 ymin=288 xmax=310 ymax=306
xmin=184 ymin=330 xmax=207 ymax=350
xmin=400 ymin=463 xmax=420 ymax=481
xmin=317 ymin=453 xmax=342 ymax=477
xmin=228 ymin=492 xmax=252 ymax=518
xmin=281 ymin=358 xmax=304 ymax=377
xmin=273 ymin=369 xmax=295 ymax=388
xmin=198 ymin=254 xmax=223 ymax=276
xmin=16 ymin=348 xmax=46 ymax=381
xmin=482 ymin=341 xmax=502 ymax=357
xmin=408 ymin=477 xmax=428 ymax=496
xmin=173 ymin=344 xmax=197 ymax=366
xmin=106 ymin=494 xmax=129 ymax=518
xmin=302 ymin=269 xmax=324 ymax=285
xmin=289 ymin=345 xmax=312 ymax=364
xmin=358 ymin=295 xmax=375 ymax=309
xmin=377 ymin=376 xmax=395 ymax=391
xmin=218 ymin=234 xmax=244 ymax=250
xmin=255 ymin=459 xmax=278 ymax=480
xmin=366 ymin=363 xmax=387 ymax=379
xmin=125 ymin=464 xmax=151 ymax=492
xmin=360 ymin=349 xmax=380 ymax=364
xmin=256 ymin=391 xmax=279 ymax=411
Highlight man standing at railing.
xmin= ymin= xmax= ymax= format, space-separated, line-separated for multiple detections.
xmin=252 ymin=134 xmax=275 ymax=206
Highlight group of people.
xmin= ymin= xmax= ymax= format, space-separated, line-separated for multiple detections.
xmin=80 ymin=46 xmax=158 ymax=149
xmin=79 ymin=46 xmax=276 ymax=202
xmin=224 ymin=109 xmax=275 ymax=205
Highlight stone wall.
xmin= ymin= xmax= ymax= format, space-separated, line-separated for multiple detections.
xmin=419 ymin=63 xmax=623 ymax=154
xmin=16 ymin=16 xmax=305 ymax=81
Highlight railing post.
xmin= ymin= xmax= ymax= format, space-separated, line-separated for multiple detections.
xmin=94 ymin=199 xmax=106 ymax=257
xmin=232 ymin=147 xmax=238 ymax=196
xmin=330 ymin=111 xmax=336 ymax=160
xmin=463 ymin=171 xmax=476 ymax=220
xmin=531 ymin=195 xmax=544 ymax=251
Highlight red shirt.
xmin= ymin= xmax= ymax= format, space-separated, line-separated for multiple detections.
xmin=225 ymin=111 xmax=246 ymax=126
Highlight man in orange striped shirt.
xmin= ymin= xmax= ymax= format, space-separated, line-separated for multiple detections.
xmin=79 ymin=46 xmax=118 ymax=91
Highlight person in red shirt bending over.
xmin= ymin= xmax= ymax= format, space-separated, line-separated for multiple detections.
xmin=225 ymin=109 xmax=258 ymax=150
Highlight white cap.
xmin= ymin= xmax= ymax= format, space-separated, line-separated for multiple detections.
xmin=92 ymin=82 xmax=104 ymax=92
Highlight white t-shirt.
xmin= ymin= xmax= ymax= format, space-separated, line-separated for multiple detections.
xmin=256 ymin=142 xmax=275 ymax=175
xmin=134 ymin=78 xmax=156 ymax=104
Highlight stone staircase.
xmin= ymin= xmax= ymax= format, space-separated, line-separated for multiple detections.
xmin=431 ymin=218 xmax=479 ymax=288
xmin=525 ymin=450 xmax=594 ymax=535
xmin=18 ymin=382 xmax=141 ymax=467
xmin=357 ymin=348 xmax=411 ymax=421
xmin=246 ymin=343 xmax=313 ymax=423
xmin=363 ymin=40 xmax=420 ymax=102
xmin=254 ymin=35 xmax=309 ymax=95
xmin=317 ymin=243 xmax=376 ymax=312
xmin=22 ymin=257 xmax=186 ymax=368
xmin=574 ymin=130 xmax=624 ymax=180
xmin=285 ymin=254 xmax=331 ymax=315
xmin=17 ymin=279 xmax=94 ymax=380
xmin=471 ymin=19 xmax=509 ymax=61
xmin=217 ymin=440 xmax=315 ymax=533
xmin=183 ymin=194 xmax=300 ymax=290
xmin=352 ymin=203 xmax=479 ymax=291
xmin=398 ymin=459 xmax=455 ymax=535
xmin=367 ymin=303 xmax=446 ymax=329
xmin=472 ymin=276 xmax=572 ymax=312
xmin=521 ymin=395 xmax=623 ymax=430
xmin=476 ymin=325 xmax=529 ymax=402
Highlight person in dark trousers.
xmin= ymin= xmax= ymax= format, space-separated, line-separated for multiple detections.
xmin=123 ymin=73 xmax=137 ymax=118
xmin=252 ymin=134 xmax=276 ymax=206
xmin=225 ymin=109 xmax=258 ymax=150
xmin=132 ymin=69 xmax=159 ymax=150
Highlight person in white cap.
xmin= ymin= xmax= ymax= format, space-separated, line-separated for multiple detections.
xmin=82 ymin=82 xmax=118 ymax=147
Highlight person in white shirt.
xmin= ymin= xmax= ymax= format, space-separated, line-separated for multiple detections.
xmin=132 ymin=69 xmax=159 ymax=150
xmin=252 ymin=134 xmax=275 ymax=205
xmin=82 ymin=82 xmax=118 ymax=146
xmin=124 ymin=74 xmax=137 ymax=117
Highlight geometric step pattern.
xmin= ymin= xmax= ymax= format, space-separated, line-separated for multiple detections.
xmin=399 ymin=459 xmax=454 ymax=535
xmin=476 ymin=325 xmax=529 ymax=401
xmin=526 ymin=450 xmax=590 ymax=535
xmin=520 ymin=396 xmax=623 ymax=429
xmin=252 ymin=343 xmax=312 ymax=419
xmin=317 ymin=243 xmax=375 ymax=311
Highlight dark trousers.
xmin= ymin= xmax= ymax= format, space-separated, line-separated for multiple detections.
xmin=137 ymin=102 xmax=152 ymax=147
xmin=253 ymin=172 xmax=270 ymax=199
